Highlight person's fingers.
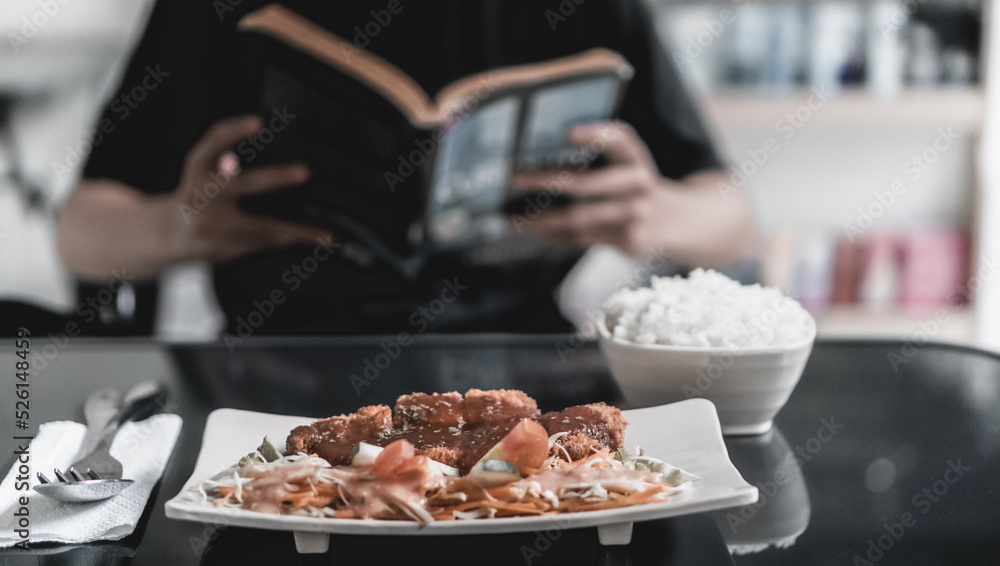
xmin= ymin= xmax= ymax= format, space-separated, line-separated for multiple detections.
xmin=569 ymin=122 xmax=649 ymax=165
xmin=250 ymin=215 xmax=333 ymax=247
xmin=226 ymin=163 xmax=310 ymax=197
xmin=512 ymin=165 xmax=649 ymax=199
xmin=509 ymin=169 xmax=565 ymax=192
xmin=527 ymin=199 xmax=636 ymax=242
xmin=186 ymin=115 xmax=262 ymax=173
xmin=202 ymin=215 xmax=334 ymax=261
xmin=538 ymin=226 xmax=626 ymax=250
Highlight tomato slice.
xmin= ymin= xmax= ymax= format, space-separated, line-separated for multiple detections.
xmin=371 ymin=439 xmax=415 ymax=477
xmin=497 ymin=419 xmax=549 ymax=475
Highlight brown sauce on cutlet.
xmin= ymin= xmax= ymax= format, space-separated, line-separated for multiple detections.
xmin=309 ymin=433 xmax=355 ymax=466
xmin=375 ymin=421 xmax=520 ymax=474
xmin=538 ymin=406 xmax=615 ymax=447
xmin=300 ymin=416 xmax=389 ymax=465
xmin=300 ymin=415 xmax=526 ymax=474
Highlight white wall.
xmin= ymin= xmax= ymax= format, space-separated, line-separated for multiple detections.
xmin=0 ymin=1 xmax=150 ymax=309
xmin=703 ymin=94 xmax=979 ymax=237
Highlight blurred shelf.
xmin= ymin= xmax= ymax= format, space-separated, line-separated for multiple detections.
xmin=702 ymin=88 xmax=985 ymax=132
xmin=814 ymin=305 xmax=975 ymax=341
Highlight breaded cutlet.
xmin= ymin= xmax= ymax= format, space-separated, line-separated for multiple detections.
xmin=285 ymin=391 xmax=625 ymax=473
xmin=462 ymin=388 xmax=540 ymax=424
xmin=536 ymin=402 xmax=627 ymax=461
xmin=393 ymin=392 xmax=463 ymax=428
xmin=286 ymin=404 xmax=392 ymax=465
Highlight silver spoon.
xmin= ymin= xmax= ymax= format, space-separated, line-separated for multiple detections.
xmin=33 ymin=381 xmax=167 ymax=503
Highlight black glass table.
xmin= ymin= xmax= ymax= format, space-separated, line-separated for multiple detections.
xmin=1 ymin=336 xmax=998 ymax=565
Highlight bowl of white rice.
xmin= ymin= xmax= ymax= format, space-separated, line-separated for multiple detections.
xmin=596 ymin=269 xmax=815 ymax=435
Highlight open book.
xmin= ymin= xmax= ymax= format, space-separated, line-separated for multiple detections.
xmin=236 ymin=4 xmax=634 ymax=277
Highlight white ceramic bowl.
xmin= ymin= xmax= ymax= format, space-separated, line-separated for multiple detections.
xmin=596 ymin=313 xmax=816 ymax=435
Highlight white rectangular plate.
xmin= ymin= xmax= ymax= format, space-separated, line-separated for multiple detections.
xmin=165 ymin=398 xmax=757 ymax=552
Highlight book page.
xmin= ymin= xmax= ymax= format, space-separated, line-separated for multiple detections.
xmin=517 ymin=76 xmax=622 ymax=169
xmin=425 ymin=96 xmax=521 ymax=245
xmin=435 ymin=49 xmax=632 ymax=119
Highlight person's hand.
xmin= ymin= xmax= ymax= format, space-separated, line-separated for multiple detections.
xmin=511 ymin=121 xmax=755 ymax=267
xmin=168 ymin=115 xmax=333 ymax=263
xmin=510 ymin=122 xmax=677 ymax=256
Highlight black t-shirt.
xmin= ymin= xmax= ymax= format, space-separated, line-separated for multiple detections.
xmin=83 ymin=0 xmax=721 ymax=335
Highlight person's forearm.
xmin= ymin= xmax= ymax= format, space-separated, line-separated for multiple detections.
xmin=659 ymin=169 xmax=758 ymax=270
xmin=57 ymin=179 xmax=185 ymax=282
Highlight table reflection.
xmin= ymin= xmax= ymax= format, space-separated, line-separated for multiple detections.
xmin=167 ymin=337 xmax=621 ymax=417
xmin=712 ymin=427 xmax=811 ymax=555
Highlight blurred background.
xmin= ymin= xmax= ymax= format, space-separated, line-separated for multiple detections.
xmin=1 ymin=0 xmax=998 ymax=348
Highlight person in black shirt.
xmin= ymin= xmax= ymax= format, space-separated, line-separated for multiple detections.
xmin=56 ymin=0 xmax=756 ymax=334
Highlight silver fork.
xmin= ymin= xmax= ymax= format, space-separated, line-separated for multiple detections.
xmin=35 ymin=467 xmax=133 ymax=503
xmin=33 ymin=381 xmax=167 ymax=503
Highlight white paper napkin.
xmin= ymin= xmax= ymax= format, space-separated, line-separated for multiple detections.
xmin=0 ymin=413 xmax=182 ymax=547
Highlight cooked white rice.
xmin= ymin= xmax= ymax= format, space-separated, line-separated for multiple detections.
xmin=601 ymin=269 xmax=813 ymax=348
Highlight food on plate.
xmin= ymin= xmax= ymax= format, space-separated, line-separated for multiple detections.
xmin=602 ymin=268 xmax=813 ymax=348
xmin=195 ymin=389 xmax=697 ymax=523
xmin=286 ymin=389 xmax=625 ymax=474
